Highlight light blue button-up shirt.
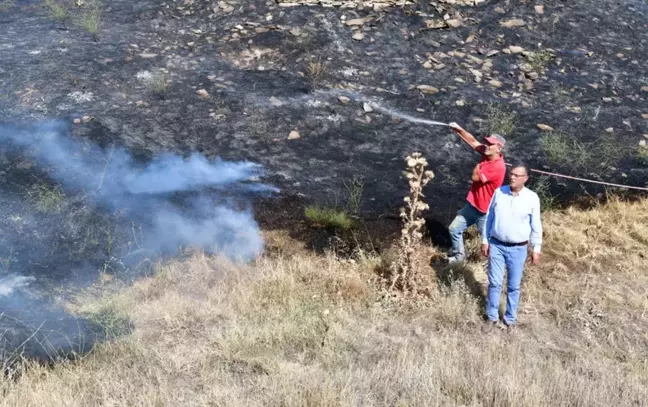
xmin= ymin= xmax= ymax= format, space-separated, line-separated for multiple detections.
xmin=481 ymin=185 xmax=543 ymax=253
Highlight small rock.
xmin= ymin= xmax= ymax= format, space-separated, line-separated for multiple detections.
xmin=494 ymin=7 xmax=506 ymax=13
xmin=73 ymin=118 xmax=81 ymax=124
xmin=642 ymin=113 xmax=648 ymax=119
xmin=606 ymin=127 xmax=614 ymax=133
xmin=488 ymin=79 xmax=503 ymax=87
xmin=602 ymin=97 xmax=613 ymax=103
xmin=537 ymin=124 xmax=554 ymax=131
xmin=445 ymin=19 xmax=463 ymax=28
xmin=288 ymin=130 xmax=300 ymax=140
xmin=423 ymin=60 xmax=433 ymax=69
xmin=139 ymin=53 xmax=158 ymax=59
xmin=352 ymin=32 xmax=365 ymax=41
xmin=500 ymin=19 xmax=525 ymax=28
xmin=526 ymin=71 xmax=540 ymax=80
xmin=486 ymin=50 xmax=500 ymax=57
xmin=456 ymin=100 xmax=465 ymax=107
xmin=338 ymin=96 xmax=350 ymax=104
xmin=639 ymin=140 xmax=646 ymax=147
xmin=425 ymin=19 xmax=446 ymax=29
xmin=196 ymin=89 xmax=209 ymax=98
xmin=290 ymin=28 xmax=301 ymax=36
xmin=345 ymin=17 xmax=371 ymax=26
xmin=363 ymin=102 xmax=373 ymax=112
xmin=509 ymin=46 xmax=525 ymax=54
xmin=535 ymin=5 xmax=544 ymax=14
xmin=416 ymin=85 xmax=440 ymax=94
xmin=81 ymin=115 xmax=91 ymax=123
xmin=519 ymin=63 xmax=534 ymax=72
xmin=269 ymin=96 xmax=282 ymax=107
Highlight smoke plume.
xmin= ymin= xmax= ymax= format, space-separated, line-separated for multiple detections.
xmin=0 ymin=120 xmax=275 ymax=365
xmin=0 ymin=120 xmax=274 ymax=261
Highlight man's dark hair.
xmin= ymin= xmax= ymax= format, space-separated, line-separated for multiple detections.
xmin=510 ymin=161 xmax=530 ymax=176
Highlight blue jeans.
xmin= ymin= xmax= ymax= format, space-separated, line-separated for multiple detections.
xmin=449 ymin=204 xmax=486 ymax=260
xmin=486 ymin=241 xmax=528 ymax=324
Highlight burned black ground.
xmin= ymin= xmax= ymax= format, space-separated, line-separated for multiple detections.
xmin=0 ymin=0 xmax=647 ymax=363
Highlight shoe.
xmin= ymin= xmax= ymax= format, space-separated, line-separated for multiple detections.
xmin=481 ymin=320 xmax=498 ymax=333
xmin=504 ymin=322 xmax=517 ymax=334
xmin=447 ymin=255 xmax=465 ymax=264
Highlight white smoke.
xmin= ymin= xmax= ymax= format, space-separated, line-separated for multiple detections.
xmin=0 ymin=120 xmax=275 ymax=262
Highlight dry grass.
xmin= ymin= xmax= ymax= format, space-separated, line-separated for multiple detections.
xmin=2 ymin=198 xmax=648 ymax=406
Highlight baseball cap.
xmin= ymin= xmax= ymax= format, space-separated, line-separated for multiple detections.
xmin=484 ymin=133 xmax=506 ymax=147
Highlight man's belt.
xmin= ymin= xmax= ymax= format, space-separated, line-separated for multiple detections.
xmin=491 ymin=237 xmax=528 ymax=247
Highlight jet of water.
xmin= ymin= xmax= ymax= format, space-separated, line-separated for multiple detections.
xmin=366 ymin=102 xmax=449 ymax=127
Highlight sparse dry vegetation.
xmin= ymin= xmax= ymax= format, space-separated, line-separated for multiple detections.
xmin=0 ymin=0 xmax=14 ymax=12
xmin=79 ymin=1 xmax=101 ymax=37
xmin=388 ymin=152 xmax=435 ymax=294
xmin=2 ymin=197 xmax=648 ymax=406
xmin=27 ymin=182 xmax=66 ymax=213
xmin=483 ymin=103 xmax=517 ymax=136
xmin=526 ymin=49 xmax=555 ymax=73
xmin=304 ymin=205 xmax=353 ymax=230
xmin=43 ymin=0 xmax=68 ymax=21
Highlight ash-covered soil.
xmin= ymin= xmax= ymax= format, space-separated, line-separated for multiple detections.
xmin=1 ymin=0 xmax=647 ymax=217
xmin=0 ymin=0 xmax=647 ymax=362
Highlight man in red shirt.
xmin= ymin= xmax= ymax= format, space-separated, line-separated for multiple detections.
xmin=446 ymin=122 xmax=507 ymax=264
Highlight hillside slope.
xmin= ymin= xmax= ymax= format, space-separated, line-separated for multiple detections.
xmin=2 ymin=197 xmax=647 ymax=406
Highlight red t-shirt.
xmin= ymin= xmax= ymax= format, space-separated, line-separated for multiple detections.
xmin=466 ymin=146 xmax=506 ymax=214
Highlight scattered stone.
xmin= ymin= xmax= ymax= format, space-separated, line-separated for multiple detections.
xmin=445 ymin=19 xmax=463 ymax=28
xmin=288 ymin=130 xmax=300 ymax=140
xmin=352 ymin=32 xmax=365 ymax=41
xmin=290 ymin=28 xmax=301 ymax=36
xmin=519 ymin=63 xmax=534 ymax=73
xmin=486 ymin=50 xmax=500 ymax=57
xmin=338 ymin=96 xmax=350 ymax=104
xmin=605 ymin=127 xmax=614 ymax=133
xmin=494 ymin=7 xmax=505 ymax=13
xmin=500 ymin=19 xmax=525 ymax=28
xmin=535 ymin=5 xmax=544 ymax=14
xmin=639 ymin=140 xmax=646 ymax=147
xmin=433 ymin=63 xmax=446 ymax=70
xmin=416 ymin=85 xmax=440 ymax=94
xmin=509 ymin=46 xmax=525 ymax=54
xmin=423 ymin=60 xmax=433 ymax=69
xmin=642 ymin=113 xmax=648 ymax=119
xmin=456 ymin=100 xmax=465 ymax=107
xmin=526 ymin=72 xmax=540 ymax=80
xmin=269 ymin=96 xmax=283 ymax=107
xmin=196 ymin=89 xmax=209 ymax=98
xmin=345 ymin=17 xmax=371 ymax=26
xmin=537 ymin=124 xmax=554 ymax=131
xmin=641 ymin=86 xmax=648 ymax=92
xmin=81 ymin=115 xmax=91 ymax=123
xmin=73 ymin=118 xmax=81 ymax=124
xmin=488 ymin=79 xmax=503 ymax=87
xmin=425 ymin=19 xmax=446 ymax=29
xmin=139 ymin=53 xmax=158 ymax=59
xmin=363 ymin=102 xmax=373 ymax=112
xmin=603 ymin=97 xmax=613 ymax=103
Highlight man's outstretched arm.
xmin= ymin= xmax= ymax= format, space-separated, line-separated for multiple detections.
xmin=448 ymin=122 xmax=482 ymax=151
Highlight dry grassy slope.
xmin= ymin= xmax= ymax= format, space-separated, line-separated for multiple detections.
xmin=2 ymin=198 xmax=648 ymax=406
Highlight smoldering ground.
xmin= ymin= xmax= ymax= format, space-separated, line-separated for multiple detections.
xmin=0 ymin=120 xmax=275 ymax=365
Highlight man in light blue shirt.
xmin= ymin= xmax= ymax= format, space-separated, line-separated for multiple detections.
xmin=481 ymin=162 xmax=542 ymax=332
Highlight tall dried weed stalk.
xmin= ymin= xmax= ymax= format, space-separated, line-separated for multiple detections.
xmin=390 ymin=152 xmax=434 ymax=293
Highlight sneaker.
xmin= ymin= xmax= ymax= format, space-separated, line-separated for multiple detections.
xmin=481 ymin=320 xmax=498 ymax=333
xmin=504 ymin=322 xmax=517 ymax=334
xmin=447 ymin=255 xmax=465 ymax=264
